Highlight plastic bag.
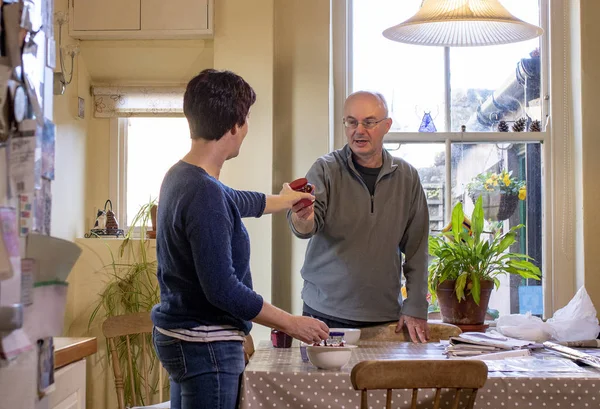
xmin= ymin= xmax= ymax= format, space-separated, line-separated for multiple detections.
xmin=546 ymin=287 xmax=599 ymax=342
xmin=497 ymin=287 xmax=600 ymax=342
xmin=497 ymin=312 xmax=553 ymax=342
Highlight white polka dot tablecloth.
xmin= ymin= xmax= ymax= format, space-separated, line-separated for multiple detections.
xmin=240 ymin=341 xmax=600 ymax=409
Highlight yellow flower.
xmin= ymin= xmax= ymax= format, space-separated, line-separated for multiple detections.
xmin=401 ymin=286 xmax=407 ymax=299
xmin=519 ymin=187 xmax=527 ymax=200
xmin=484 ymin=183 xmax=493 ymax=191
xmin=486 ymin=178 xmax=494 ymax=185
xmin=503 ymin=175 xmax=511 ymax=186
xmin=491 ymin=174 xmax=498 ymax=180
xmin=492 ymin=179 xmax=498 ymax=186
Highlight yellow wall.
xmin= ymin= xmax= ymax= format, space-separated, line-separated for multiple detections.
xmin=52 ymin=0 xmax=92 ymax=241
xmin=272 ymin=0 xmax=331 ymax=313
xmin=577 ymin=0 xmax=600 ymax=311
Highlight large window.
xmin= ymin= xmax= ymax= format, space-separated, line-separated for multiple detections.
xmin=345 ymin=0 xmax=549 ymax=317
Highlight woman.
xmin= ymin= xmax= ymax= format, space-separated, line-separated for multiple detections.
xmin=151 ymin=69 xmax=329 ymax=409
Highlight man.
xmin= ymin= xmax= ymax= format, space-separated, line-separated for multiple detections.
xmin=287 ymin=91 xmax=430 ymax=343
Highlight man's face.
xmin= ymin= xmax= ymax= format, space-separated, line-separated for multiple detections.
xmin=343 ymin=94 xmax=392 ymax=160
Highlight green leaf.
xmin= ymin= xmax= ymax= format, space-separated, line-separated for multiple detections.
xmin=451 ymin=202 xmax=464 ymax=243
xmin=470 ymin=273 xmax=481 ymax=305
xmin=496 ymin=232 xmax=516 ymax=253
xmin=471 ymin=196 xmax=484 ymax=243
xmin=455 ymin=273 xmax=468 ymax=301
xmin=493 ymin=277 xmax=501 ymax=290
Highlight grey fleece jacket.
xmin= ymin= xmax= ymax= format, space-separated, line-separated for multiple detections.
xmin=287 ymin=145 xmax=430 ymax=322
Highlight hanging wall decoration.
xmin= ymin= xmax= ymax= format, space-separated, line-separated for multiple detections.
xmin=418 ymin=112 xmax=437 ymax=132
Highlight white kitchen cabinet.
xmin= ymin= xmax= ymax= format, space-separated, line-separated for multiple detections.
xmin=69 ymin=0 xmax=214 ymax=40
xmin=142 ymin=0 xmax=209 ymax=31
xmin=72 ymin=0 xmax=140 ymax=31
xmin=49 ymin=359 xmax=86 ymax=409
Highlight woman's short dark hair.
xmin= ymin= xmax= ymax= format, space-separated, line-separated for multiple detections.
xmin=183 ymin=69 xmax=256 ymax=141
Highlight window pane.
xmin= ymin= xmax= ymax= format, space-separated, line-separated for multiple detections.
xmin=126 ymin=117 xmax=190 ymax=226
xmin=385 ymin=143 xmax=446 ymax=232
xmin=450 ymin=1 xmax=542 ymax=132
xmin=451 ymin=142 xmax=543 ymax=317
xmin=353 ymin=0 xmax=446 ymax=132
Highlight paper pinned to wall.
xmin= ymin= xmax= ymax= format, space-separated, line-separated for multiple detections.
xmin=0 ymin=207 xmax=20 ymax=281
xmin=9 ymin=135 xmax=40 ymax=196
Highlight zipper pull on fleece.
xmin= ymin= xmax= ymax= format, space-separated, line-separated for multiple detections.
xmin=371 ymin=195 xmax=374 ymax=213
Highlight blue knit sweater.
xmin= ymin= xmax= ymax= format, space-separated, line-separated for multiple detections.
xmin=151 ymin=161 xmax=266 ymax=334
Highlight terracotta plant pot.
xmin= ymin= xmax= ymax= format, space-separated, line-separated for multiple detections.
xmin=436 ymin=279 xmax=494 ymax=325
xmin=470 ymin=192 xmax=519 ymax=221
xmin=146 ymin=204 xmax=158 ymax=239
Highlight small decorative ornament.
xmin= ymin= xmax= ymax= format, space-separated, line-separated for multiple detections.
xmin=529 ymin=119 xmax=541 ymax=132
xmin=85 ymin=200 xmax=124 ymax=238
xmin=497 ymin=120 xmax=510 ymax=132
xmin=512 ymin=117 xmax=528 ymax=132
xmin=418 ymin=112 xmax=437 ymax=132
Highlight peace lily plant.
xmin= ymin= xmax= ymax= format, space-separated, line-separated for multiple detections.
xmin=428 ymin=196 xmax=541 ymax=307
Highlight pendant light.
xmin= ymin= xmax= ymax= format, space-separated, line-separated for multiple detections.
xmin=382 ymin=0 xmax=543 ymax=47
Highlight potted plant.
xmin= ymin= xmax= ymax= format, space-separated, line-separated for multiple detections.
xmin=88 ymin=198 xmax=162 ymax=405
xmin=427 ymin=196 xmax=541 ymax=326
xmin=466 ymin=170 xmax=527 ymax=221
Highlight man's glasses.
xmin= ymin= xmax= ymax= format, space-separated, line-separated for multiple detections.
xmin=342 ymin=117 xmax=388 ymax=130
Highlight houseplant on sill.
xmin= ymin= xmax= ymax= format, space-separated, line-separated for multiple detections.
xmin=88 ymin=197 xmax=162 ymax=406
xmin=427 ymin=196 xmax=541 ymax=328
xmin=466 ymin=170 xmax=526 ymax=221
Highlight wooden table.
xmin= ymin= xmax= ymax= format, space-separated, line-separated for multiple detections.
xmin=241 ymin=340 xmax=600 ymax=409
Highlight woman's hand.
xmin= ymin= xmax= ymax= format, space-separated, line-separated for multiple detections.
xmin=279 ymin=183 xmax=314 ymax=209
xmin=285 ymin=316 xmax=330 ymax=344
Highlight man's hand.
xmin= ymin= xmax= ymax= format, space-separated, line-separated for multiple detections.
xmin=396 ymin=315 xmax=429 ymax=343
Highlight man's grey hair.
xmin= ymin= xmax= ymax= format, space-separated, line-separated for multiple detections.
xmin=346 ymin=91 xmax=389 ymax=117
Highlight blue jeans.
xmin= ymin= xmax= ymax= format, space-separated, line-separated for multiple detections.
xmin=152 ymin=328 xmax=245 ymax=409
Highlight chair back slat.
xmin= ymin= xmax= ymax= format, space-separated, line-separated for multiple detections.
xmin=351 ymin=360 xmax=487 ymax=409
xmin=102 ymin=312 xmax=167 ymax=409
xmin=126 ymin=335 xmax=137 ymax=407
xmin=451 ymin=388 xmax=462 ymax=409
xmin=108 ymin=337 xmax=126 ymax=409
xmin=386 ymin=389 xmax=392 ymax=409
xmin=433 ymin=388 xmax=442 ymax=409
xmin=411 ymin=388 xmax=418 ymax=409
xmin=142 ymin=336 xmax=150 ymax=403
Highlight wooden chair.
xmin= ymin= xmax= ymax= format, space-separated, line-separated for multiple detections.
xmin=103 ymin=312 xmax=255 ymax=408
xmin=244 ymin=334 xmax=255 ymax=363
xmin=351 ymin=360 xmax=488 ymax=409
xmin=360 ymin=322 xmax=461 ymax=342
xmin=102 ymin=312 xmax=168 ymax=409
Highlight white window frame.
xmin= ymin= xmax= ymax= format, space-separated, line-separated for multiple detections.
xmin=109 ymin=117 xmax=129 ymax=231
xmin=332 ymin=0 xmax=576 ymax=317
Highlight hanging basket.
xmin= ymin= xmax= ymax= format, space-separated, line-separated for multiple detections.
xmin=470 ymin=191 xmax=519 ymax=221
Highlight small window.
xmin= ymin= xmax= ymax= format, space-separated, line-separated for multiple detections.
xmin=124 ymin=117 xmax=190 ymax=227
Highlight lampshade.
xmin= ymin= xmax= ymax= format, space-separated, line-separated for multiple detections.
xmin=382 ymin=0 xmax=544 ymax=47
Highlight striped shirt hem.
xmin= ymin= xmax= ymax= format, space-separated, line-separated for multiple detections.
xmin=155 ymin=325 xmax=245 ymax=343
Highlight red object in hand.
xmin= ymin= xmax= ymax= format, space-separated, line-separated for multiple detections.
xmin=289 ymin=178 xmax=314 ymax=209
xmin=271 ymin=329 xmax=293 ymax=348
